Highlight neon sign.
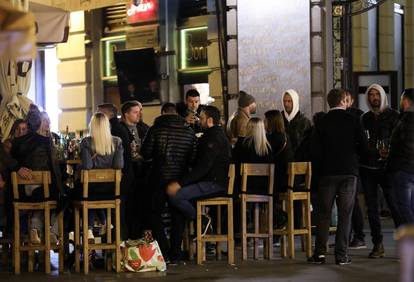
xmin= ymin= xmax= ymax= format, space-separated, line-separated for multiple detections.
xmin=127 ymin=0 xmax=158 ymax=24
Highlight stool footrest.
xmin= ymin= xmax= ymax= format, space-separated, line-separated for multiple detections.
xmin=200 ymin=235 xmax=231 ymax=242
xmin=88 ymin=243 xmax=118 ymax=250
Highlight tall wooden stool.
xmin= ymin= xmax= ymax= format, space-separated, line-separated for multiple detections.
xmin=195 ymin=164 xmax=235 ymax=265
xmin=12 ymin=171 xmax=64 ymax=274
xmin=274 ymin=162 xmax=312 ymax=259
xmin=73 ymin=169 xmax=121 ymax=274
xmin=240 ymin=163 xmax=275 ymax=260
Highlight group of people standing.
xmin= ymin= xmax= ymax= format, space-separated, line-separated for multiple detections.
xmin=1 ymin=84 xmax=414 ymax=268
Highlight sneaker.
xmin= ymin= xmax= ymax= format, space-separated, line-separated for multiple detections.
xmin=30 ymin=229 xmax=41 ymax=245
xmin=336 ymin=256 xmax=352 ymax=265
xmin=349 ymin=238 xmax=367 ymax=249
xmin=69 ymin=231 xmax=74 ymax=242
xmin=368 ymin=243 xmax=384 ymax=258
xmin=307 ymin=254 xmax=326 ymax=264
xmin=88 ymin=229 xmax=95 ymax=244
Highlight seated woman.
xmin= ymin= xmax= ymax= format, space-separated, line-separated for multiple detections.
xmin=264 ymin=110 xmax=293 ymax=193
xmin=11 ymin=109 xmax=63 ymax=244
xmin=233 ymin=117 xmax=273 ymax=195
xmin=80 ymin=112 xmax=124 ymax=241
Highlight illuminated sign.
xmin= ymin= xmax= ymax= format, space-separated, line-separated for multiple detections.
xmin=127 ymin=0 xmax=158 ymax=24
xmin=180 ymin=27 xmax=208 ymax=70
xmin=101 ymin=35 xmax=126 ymax=79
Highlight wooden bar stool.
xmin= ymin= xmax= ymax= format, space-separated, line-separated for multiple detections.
xmin=12 ymin=171 xmax=64 ymax=274
xmin=240 ymin=163 xmax=275 ymax=260
xmin=195 ymin=164 xmax=236 ymax=265
xmin=274 ymin=162 xmax=312 ymax=259
xmin=73 ymin=169 xmax=121 ymax=274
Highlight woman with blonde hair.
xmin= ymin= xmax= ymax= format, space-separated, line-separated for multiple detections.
xmin=80 ymin=112 xmax=124 ymax=241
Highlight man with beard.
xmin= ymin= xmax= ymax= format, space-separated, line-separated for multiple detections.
xmin=167 ymin=106 xmax=231 ymax=263
xmin=360 ymin=84 xmax=402 ymax=258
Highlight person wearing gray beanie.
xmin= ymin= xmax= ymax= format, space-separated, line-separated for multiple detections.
xmin=228 ymin=91 xmax=257 ymax=144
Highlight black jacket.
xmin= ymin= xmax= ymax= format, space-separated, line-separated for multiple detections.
xmin=109 ymin=117 xmax=130 ymax=173
xmin=283 ymin=111 xmax=311 ymax=154
xmin=360 ymin=108 xmax=399 ymax=169
xmin=178 ymin=125 xmax=231 ymax=188
xmin=347 ymin=107 xmax=364 ymax=119
xmin=141 ymin=114 xmax=197 ymax=181
xmin=11 ymin=132 xmax=63 ymax=197
xmin=311 ymin=109 xmax=362 ymax=177
xmin=176 ymin=102 xmax=202 ymax=133
xmin=388 ymin=111 xmax=414 ymax=174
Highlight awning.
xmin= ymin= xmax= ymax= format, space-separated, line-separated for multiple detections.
xmin=30 ymin=0 xmax=127 ymax=12
xmin=30 ymin=2 xmax=69 ymax=44
xmin=0 ymin=1 xmax=36 ymax=61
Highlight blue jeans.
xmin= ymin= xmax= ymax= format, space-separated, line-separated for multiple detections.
xmin=169 ymin=181 xmax=225 ymax=220
xmin=393 ymin=171 xmax=414 ymax=224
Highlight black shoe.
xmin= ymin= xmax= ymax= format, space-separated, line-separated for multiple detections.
xmin=307 ymin=254 xmax=326 ymax=264
xmin=368 ymin=243 xmax=384 ymax=258
xmin=349 ymin=238 xmax=367 ymax=249
xmin=336 ymin=257 xmax=352 ymax=265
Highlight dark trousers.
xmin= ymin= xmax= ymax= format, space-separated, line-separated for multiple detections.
xmin=149 ymin=179 xmax=169 ymax=257
xmin=315 ymin=175 xmax=357 ymax=260
xmin=360 ymin=167 xmax=402 ymax=244
xmin=393 ymin=170 xmax=414 ymax=224
xmin=351 ymin=177 xmax=365 ymax=241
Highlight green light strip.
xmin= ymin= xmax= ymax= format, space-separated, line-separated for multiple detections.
xmin=180 ymin=26 xmax=207 ymax=70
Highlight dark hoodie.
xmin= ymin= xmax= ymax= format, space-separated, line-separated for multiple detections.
xmin=360 ymin=84 xmax=399 ymax=169
xmin=141 ymin=114 xmax=197 ymax=181
xmin=388 ymin=107 xmax=414 ymax=174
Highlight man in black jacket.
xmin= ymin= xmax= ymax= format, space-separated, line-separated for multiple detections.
xmin=176 ymin=89 xmax=202 ymax=133
xmin=120 ymin=100 xmax=150 ymax=239
xmin=359 ymin=84 xmax=402 ymax=258
xmin=97 ymin=103 xmax=131 ymax=240
xmin=167 ymin=106 xmax=231 ymax=255
xmin=141 ymin=102 xmax=197 ymax=260
xmin=309 ymin=88 xmax=361 ymax=265
xmin=281 ymin=89 xmax=311 ymax=155
xmin=389 ymin=89 xmax=414 ymax=225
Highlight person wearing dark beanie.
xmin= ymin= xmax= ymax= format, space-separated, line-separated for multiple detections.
xmin=228 ymin=91 xmax=257 ymax=144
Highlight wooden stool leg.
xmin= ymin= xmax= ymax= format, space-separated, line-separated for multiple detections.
xmin=305 ymin=196 xmax=312 ymax=258
xmin=74 ymin=206 xmax=80 ymax=273
xmin=115 ymin=201 xmax=121 ymax=273
xmin=189 ymin=222 xmax=195 ymax=261
xmin=287 ymin=197 xmax=295 ymax=259
xmin=241 ymin=196 xmax=248 ymax=260
xmin=227 ymin=201 xmax=235 ymax=265
xmin=254 ymin=203 xmax=259 ymax=260
xmin=45 ymin=207 xmax=51 ymax=274
xmin=301 ymin=201 xmax=306 ymax=252
xmin=82 ymin=205 xmax=89 ymax=274
xmin=280 ymin=200 xmax=287 ymax=258
xmin=58 ymin=211 xmax=64 ymax=273
xmin=27 ymin=214 xmax=34 ymax=273
xmin=196 ymin=203 xmax=203 ymax=265
xmin=216 ymin=205 xmax=222 ymax=261
xmin=14 ymin=205 xmax=21 ymax=274
xmin=268 ymin=198 xmax=273 ymax=260
xmin=106 ymin=208 xmax=112 ymax=272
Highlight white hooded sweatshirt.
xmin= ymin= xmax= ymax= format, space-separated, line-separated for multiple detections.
xmin=365 ymin=83 xmax=389 ymax=113
xmin=282 ymin=89 xmax=300 ymax=122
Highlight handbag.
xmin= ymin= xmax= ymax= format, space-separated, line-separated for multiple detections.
xmin=122 ymin=236 xmax=167 ymax=272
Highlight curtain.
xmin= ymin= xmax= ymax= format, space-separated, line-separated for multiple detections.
xmin=0 ymin=59 xmax=33 ymax=141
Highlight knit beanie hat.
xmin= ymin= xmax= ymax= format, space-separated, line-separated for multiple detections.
xmin=238 ymin=91 xmax=256 ymax=108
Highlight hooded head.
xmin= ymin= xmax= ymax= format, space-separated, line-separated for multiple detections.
xmin=365 ymin=84 xmax=388 ymax=113
xmin=282 ymin=89 xmax=299 ymax=122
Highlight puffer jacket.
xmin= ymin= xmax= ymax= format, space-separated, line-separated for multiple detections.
xmin=141 ymin=114 xmax=197 ymax=181
xmin=360 ymin=108 xmax=399 ymax=169
xmin=388 ymin=111 xmax=414 ymax=174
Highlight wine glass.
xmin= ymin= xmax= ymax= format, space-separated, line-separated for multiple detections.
xmin=376 ymin=139 xmax=390 ymax=161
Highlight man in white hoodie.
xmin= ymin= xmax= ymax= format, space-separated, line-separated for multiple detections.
xmin=282 ymin=89 xmax=311 ymax=155
xmin=360 ymin=83 xmax=402 ymax=258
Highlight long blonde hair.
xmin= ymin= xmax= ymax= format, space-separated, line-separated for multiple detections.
xmin=244 ymin=117 xmax=271 ymax=156
xmin=89 ymin=112 xmax=114 ymax=155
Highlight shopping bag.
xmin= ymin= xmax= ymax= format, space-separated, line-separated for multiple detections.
xmin=122 ymin=238 xmax=167 ymax=272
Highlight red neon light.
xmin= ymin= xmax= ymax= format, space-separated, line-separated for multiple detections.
xmin=126 ymin=0 xmax=158 ymax=24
